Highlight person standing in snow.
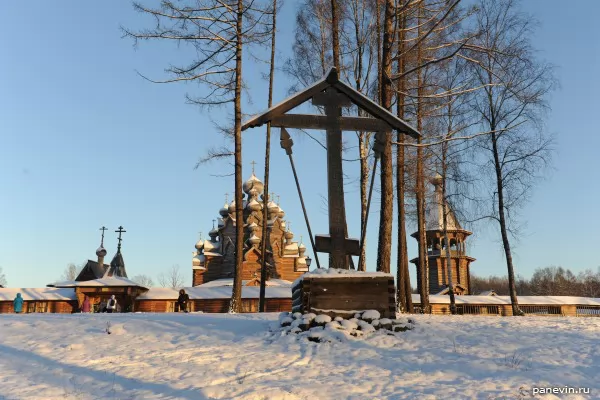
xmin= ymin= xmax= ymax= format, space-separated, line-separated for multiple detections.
xmin=13 ymin=293 xmax=24 ymax=314
xmin=81 ymin=296 xmax=91 ymax=313
xmin=177 ymin=289 xmax=190 ymax=313
xmin=106 ymin=295 xmax=118 ymax=313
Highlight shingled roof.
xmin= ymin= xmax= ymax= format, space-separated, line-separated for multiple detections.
xmin=106 ymin=251 xmax=127 ymax=278
xmin=75 ymin=260 xmax=110 ymax=281
xmin=242 ymin=67 xmax=420 ymax=138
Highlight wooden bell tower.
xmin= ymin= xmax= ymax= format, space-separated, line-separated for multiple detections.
xmin=410 ymin=175 xmax=475 ymax=295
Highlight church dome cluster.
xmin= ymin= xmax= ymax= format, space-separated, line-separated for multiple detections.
xmin=191 ymin=169 xmax=310 ymax=284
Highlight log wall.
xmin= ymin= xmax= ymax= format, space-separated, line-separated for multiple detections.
xmin=0 ymin=300 xmax=77 ymax=314
xmin=294 ymin=276 xmax=396 ymax=318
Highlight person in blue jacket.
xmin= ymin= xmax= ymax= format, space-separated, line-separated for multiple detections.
xmin=13 ymin=293 xmax=24 ymax=313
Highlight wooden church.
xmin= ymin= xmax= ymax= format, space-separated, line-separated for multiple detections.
xmin=191 ymin=171 xmax=309 ymax=286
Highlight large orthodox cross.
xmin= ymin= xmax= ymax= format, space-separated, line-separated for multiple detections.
xmin=310 ymin=87 xmax=357 ymax=269
xmin=115 ymin=226 xmax=126 ymax=252
xmin=242 ymin=67 xmax=419 ymax=270
xmin=99 ymin=226 xmax=107 ymax=247
xmin=250 ymin=160 xmax=257 ymax=174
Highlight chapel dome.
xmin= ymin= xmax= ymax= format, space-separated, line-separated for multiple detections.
xmin=247 ymin=234 xmax=261 ymax=246
xmin=195 ymin=240 xmax=204 ymax=251
xmin=430 ymin=173 xmax=443 ymax=187
xmin=219 ymin=203 xmax=230 ymax=217
xmin=246 ymin=198 xmax=262 ymax=212
xmin=267 ymin=200 xmax=279 ymax=215
xmin=243 ymin=173 xmax=264 ymax=195
xmin=96 ymin=246 xmax=107 ymax=257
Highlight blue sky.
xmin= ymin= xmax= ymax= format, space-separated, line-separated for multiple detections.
xmin=0 ymin=1 xmax=598 ymax=288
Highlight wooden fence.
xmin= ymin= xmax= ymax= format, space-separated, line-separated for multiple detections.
xmin=413 ymin=302 xmax=600 ymax=317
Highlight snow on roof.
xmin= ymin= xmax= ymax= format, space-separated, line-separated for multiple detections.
xmin=50 ymin=276 xmax=147 ymax=289
xmin=413 ymin=294 xmax=600 ymax=306
xmin=137 ymin=285 xmax=291 ymax=300
xmin=193 ymin=279 xmax=292 ymax=288
xmin=425 ymin=178 xmax=462 ymax=232
xmin=0 ymin=288 xmax=76 ymax=301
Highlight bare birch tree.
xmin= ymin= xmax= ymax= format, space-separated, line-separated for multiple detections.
xmin=122 ymin=0 xmax=272 ymax=312
xmin=464 ymin=0 xmax=555 ymax=315
xmin=158 ymin=265 xmax=185 ymax=289
xmin=0 ymin=267 xmax=6 ymax=287
xmin=391 ymin=0 xmax=471 ymax=313
xmin=132 ymin=274 xmax=155 ymax=287
xmin=61 ymin=263 xmax=80 ymax=281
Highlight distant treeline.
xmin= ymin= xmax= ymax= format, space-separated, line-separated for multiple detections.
xmin=470 ymin=266 xmax=600 ymax=297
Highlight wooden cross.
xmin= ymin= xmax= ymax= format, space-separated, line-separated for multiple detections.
xmin=115 ymin=226 xmax=126 ymax=251
xmin=99 ymin=226 xmax=107 ymax=247
xmin=311 ymin=87 xmax=359 ymax=269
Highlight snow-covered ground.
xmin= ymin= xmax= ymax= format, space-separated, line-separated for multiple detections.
xmin=0 ymin=313 xmax=598 ymax=399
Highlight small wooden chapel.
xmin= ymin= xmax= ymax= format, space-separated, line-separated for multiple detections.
xmin=48 ymin=226 xmax=148 ymax=312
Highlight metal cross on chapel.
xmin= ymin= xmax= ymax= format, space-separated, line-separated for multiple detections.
xmin=115 ymin=226 xmax=126 ymax=252
xmin=99 ymin=226 xmax=107 ymax=247
xmin=242 ymin=67 xmax=419 ymax=270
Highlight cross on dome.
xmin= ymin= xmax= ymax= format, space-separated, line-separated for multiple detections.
xmin=99 ymin=226 xmax=107 ymax=247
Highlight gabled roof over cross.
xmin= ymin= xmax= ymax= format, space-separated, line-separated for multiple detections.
xmin=242 ymin=67 xmax=419 ymax=138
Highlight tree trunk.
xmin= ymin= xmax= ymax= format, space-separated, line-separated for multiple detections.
xmin=358 ymin=133 xmax=368 ymax=272
xmin=395 ymin=8 xmax=411 ymax=312
xmin=375 ymin=0 xmax=382 ymax=104
xmin=441 ymin=138 xmax=457 ymax=314
xmin=376 ymin=0 xmax=395 ymax=274
xmin=230 ymin=0 xmax=244 ymax=313
xmin=259 ymin=0 xmax=277 ymax=312
xmin=354 ymin=0 xmax=368 ymax=272
xmin=331 ymin=0 xmax=340 ymax=70
xmin=491 ymin=130 xmax=523 ymax=316
xmin=415 ymin=2 xmax=429 ymax=313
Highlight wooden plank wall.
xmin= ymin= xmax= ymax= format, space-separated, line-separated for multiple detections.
xmin=300 ymin=276 xmax=396 ymax=318
xmin=0 ymin=301 xmax=77 ymax=314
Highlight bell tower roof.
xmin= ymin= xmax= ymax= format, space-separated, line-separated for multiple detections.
xmin=425 ymin=174 xmax=462 ymax=232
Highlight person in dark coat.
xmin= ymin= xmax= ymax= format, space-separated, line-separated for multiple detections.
xmin=13 ymin=293 xmax=24 ymax=313
xmin=81 ymin=296 xmax=91 ymax=313
xmin=177 ymin=289 xmax=190 ymax=313
xmin=106 ymin=295 xmax=117 ymax=313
